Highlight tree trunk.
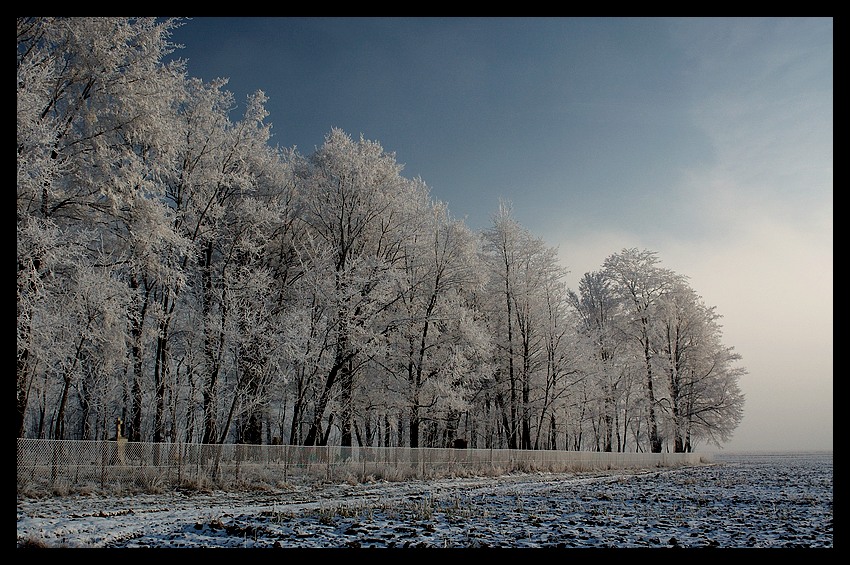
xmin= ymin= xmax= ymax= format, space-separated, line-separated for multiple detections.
xmin=16 ymin=346 xmax=31 ymax=438
xmin=201 ymin=242 xmax=222 ymax=445
xmin=409 ymin=409 xmax=420 ymax=449
xmin=17 ymin=256 xmax=39 ymax=438
xmin=128 ymin=274 xmax=150 ymax=443
xmin=305 ymin=359 xmax=343 ymax=446
xmin=289 ymin=374 xmax=305 ymax=445
xmin=339 ymin=358 xmax=354 ymax=447
xmin=54 ymin=376 xmax=71 ymax=440
xmin=521 ymin=339 xmax=532 ymax=450
xmin=153 ymin=318 xmax=170 ymax=444
xmin=642 ymin=320 xmax=663 ymax=453
xmin=242 ymin=411 xmax=263 ymax=444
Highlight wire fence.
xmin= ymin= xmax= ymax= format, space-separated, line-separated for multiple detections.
xmin=17 ymin=438 xmax=710 ymax=495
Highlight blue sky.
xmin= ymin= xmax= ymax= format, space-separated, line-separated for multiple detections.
xmin=169 ymin=17 xmax=832 ymax=453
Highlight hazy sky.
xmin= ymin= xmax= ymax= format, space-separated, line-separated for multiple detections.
xmin=169 ymin=17 xmax=832 ymax=453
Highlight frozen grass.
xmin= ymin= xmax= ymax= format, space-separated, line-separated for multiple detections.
xmin=17 ymin=451 xmax=832 ymax=549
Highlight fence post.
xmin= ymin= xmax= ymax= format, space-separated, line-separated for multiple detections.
xmin=117 ymin=438 xmax=127 ymax=466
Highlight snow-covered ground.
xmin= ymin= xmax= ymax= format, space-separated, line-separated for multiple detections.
xmin=17 ymin=451 xmax=832 ymax=549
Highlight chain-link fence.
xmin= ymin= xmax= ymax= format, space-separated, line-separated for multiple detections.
xmin=17 ymin=438 xmax=709 ymax=495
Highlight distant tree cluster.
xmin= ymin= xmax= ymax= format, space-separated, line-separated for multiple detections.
xmin=17 ymin=17 xmax=745 ymax=452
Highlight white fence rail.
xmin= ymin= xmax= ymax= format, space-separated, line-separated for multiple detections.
xmin=17 ymin=438 xmax=710 ymax=495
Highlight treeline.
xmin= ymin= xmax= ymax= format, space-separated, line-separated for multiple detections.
xmin=16 ymin=17 xmax=745 ymax=453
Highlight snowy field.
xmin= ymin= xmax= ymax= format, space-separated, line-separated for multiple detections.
xmin=17 ymin=451 xmax=832 ymax=549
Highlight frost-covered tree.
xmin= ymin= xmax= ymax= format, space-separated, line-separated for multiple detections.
xmin=51 ymin=255 xmax=131 ymax=440
xmin=511 ymin=232 xmax=567 ymax=449
xmin=480 ymin=201 xmax=523 ymax=448
xmin=148 ymin=75 xmax=281 ymax=443
xmin=17 ymin=17 xmax=186 ymax=439
xmin=530 ymin=255 xmax=581 ymax=450
xmin=652 ymin=281 xmax=702 ymax=452
xmin=681 ymin=336 xmax=746 ymax=450
xmin=280 ymin=235 xmax=337 ymax=445
xmin=295 ymin=129 xmax=410 ymax=446
xmin=652 ymin=281 xmax=745 ymax=451
xmin=378 ymin=194 xmax=492 ymax=447
xmin=17 ymin=17 xmax=747 ymax=451
xmin=481 ymin=200 xmax=567 ymax=449
xmin=568 ymin=271 xmax=627 ymax=451
xmin=602 ymin=248 xmax=684 ymax=453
